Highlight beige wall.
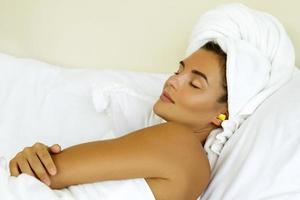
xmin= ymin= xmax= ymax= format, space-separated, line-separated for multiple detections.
xmin=0 ymin=0 xmax=299 ymax=72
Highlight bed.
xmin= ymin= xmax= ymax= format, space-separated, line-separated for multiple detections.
xmin=1 ymin=49 xmax=300 ymax=200
xmin=0 ymin=1 xmax=300 ymax=199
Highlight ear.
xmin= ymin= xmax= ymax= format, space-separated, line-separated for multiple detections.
xmin=211 ymin=116 xmax=223 ymax=126
xmin=211 ymin=111 xmax=229 ymax=127
xmin=211 ymin=105 xmax=229 ymax=126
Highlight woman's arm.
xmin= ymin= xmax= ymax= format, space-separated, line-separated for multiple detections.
xmin=48 ymin=121 xmax=209 ymax=191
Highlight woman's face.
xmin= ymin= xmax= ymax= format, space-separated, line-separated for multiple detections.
xmin=153 ymin=48 xmax=228 ymax=131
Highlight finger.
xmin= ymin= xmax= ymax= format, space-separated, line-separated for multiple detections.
xmin=17 ymin=158 xmax=35 ymax=177
xmin=49 ymin=144 xmax=61 ymax=153
xmin=9 ymin=160 xmax=20 ymax=177
xmin=26 ymin=154 xmax=51 ymax=185
xmin=33 ymin=143 xmax=57 ymax=175
xmin=36 ymin=147 xmax=57 ymax=176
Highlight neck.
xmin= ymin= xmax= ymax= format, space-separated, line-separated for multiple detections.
xmin=192 ymin=126 xmax=216 ymax=147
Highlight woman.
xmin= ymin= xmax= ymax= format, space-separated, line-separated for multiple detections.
xmin=9 ymin=41 xmax=228 ymax=200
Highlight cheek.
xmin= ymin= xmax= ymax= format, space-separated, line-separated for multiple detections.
xmin=179 ymin=91 xmax=215 ymax=115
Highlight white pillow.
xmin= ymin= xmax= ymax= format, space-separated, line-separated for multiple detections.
xmin=90 ymin=70 xmax=169 ymax=137
xmin=201 ymin=68 xmax=300 ymax=200
xmin=0 ymin=52 xmax=168 ymax=161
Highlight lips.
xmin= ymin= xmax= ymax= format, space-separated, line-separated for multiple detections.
xmin=161 ymin=91 xmax=175 ymax=104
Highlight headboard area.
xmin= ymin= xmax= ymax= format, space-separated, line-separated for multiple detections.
xmin=0 ymin=0 xmax=299 ymax=72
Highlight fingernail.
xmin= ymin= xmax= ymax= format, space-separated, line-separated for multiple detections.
xmin=52 ymin=146 xmax=59 ymax=151
xmin=49 ymin=168 xmax=56 ymax=175
xmin=43 ymin=179 xmax=51 ymax=186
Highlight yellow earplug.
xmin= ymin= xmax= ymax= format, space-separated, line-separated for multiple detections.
xmin=218 ymin=114 xmax=227 ymax=121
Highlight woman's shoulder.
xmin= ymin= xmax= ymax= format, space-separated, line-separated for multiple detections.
xmin=141 ymin=121 xmax=211 ymax=199
xmin=152 ymin=121 xmax=211 ymax=176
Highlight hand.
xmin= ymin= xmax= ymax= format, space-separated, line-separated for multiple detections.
xmin=9 ymin=142 xmax=61 ymax=186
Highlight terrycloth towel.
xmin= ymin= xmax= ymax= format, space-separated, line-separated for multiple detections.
xmin=185 ymin=3 xmax=297 ymax=171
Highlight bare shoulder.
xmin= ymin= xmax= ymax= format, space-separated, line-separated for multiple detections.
xmin=142 ymin=122 xmax=211 ymax=200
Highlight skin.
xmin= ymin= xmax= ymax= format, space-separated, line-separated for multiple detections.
xmin=153 ymin=48 xmax=228 ymax=146
xmin=9 ymin=48 xmax=228 ymax=200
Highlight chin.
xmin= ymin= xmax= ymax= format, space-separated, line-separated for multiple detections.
xmin=153 ymin=102 xmax=162 ymax=116
xmin=153 ymin=102 xmax=175 ymax=122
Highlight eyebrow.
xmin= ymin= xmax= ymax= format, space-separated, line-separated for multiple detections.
xmin=179 ymin=60 xmax=209 ymax=85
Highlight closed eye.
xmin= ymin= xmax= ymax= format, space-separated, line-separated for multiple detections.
xmin=189 ymin=82 xmax=200 ymax=89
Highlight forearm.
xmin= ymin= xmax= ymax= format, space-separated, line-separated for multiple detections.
xmin=49 ymin=139 xmax=118 ymax=189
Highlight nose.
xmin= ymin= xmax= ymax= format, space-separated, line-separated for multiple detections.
xmin=166 ymin=74 xmax=180 ymax=90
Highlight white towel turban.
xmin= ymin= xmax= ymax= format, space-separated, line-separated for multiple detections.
xmin=185 ymin=3 xmax=297 ymax=170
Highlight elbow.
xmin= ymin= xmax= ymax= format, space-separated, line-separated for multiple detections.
xmin=49 ymin=182 xmax=65 ymax=190
xmin=49 ymin=183 xmax=65 ymax=190
xmin=48 ymin=176 xmax=68 ymax=190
